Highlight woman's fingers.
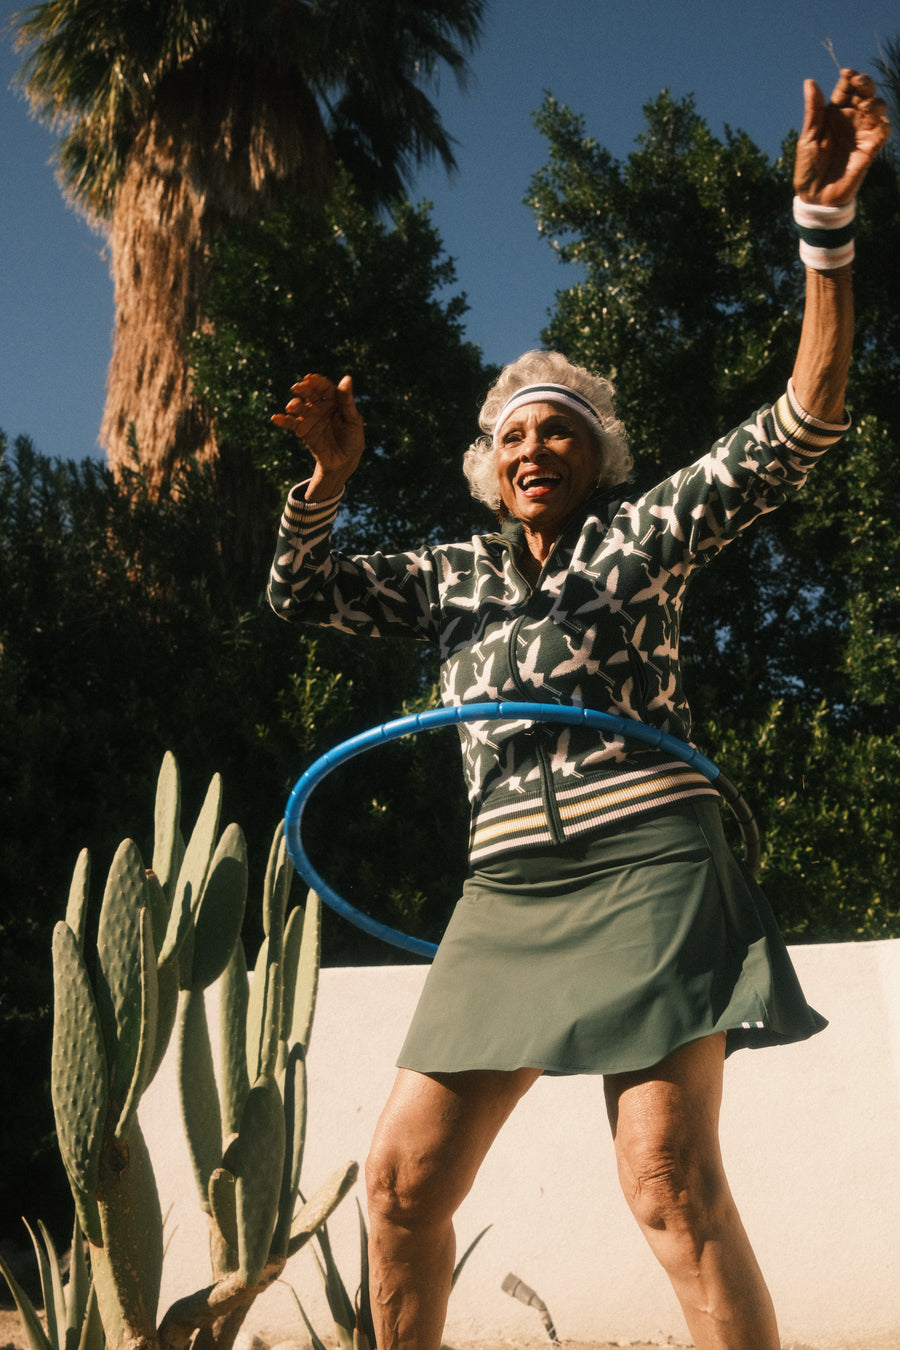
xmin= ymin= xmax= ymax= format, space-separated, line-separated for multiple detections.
xmin=831 ymin=68 xmax=876 ymax=106
xmin=271 ymin=372 xmax=364 ymax=476
xmin=272 ymin=373 xmax=339 ymax=434
xmin=795 ymin=68 xmax=890 ymax=201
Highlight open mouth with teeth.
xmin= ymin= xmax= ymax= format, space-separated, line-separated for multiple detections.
xmin=517 ymin=471 xmax=562 ymax=497
xmin=518 ymin=472 xmax=558 ymax=499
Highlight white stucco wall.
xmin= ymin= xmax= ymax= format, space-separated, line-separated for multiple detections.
xmin=141 ymin=941 xmax=900 ymax=1349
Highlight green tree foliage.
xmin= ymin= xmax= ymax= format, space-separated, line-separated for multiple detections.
xmin=711 ymin=701 xmax=900 ymax=941
xmin=875 ymin=35 xmax=900 ymax=161
xmin=11 ymin=0 xmax=487 ymax=477
xmin=528 ymin=87 xmax=900 ymax=935
xmin=530 ymin=91 xmax=800 ymax=459
xmin=190 ymin=175 xmax=492 ymax=553
xmin=792 ymin=409 xmax=900 ymax=734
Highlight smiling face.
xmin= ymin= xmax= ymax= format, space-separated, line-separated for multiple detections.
xmin=495 ymin=401 xmax=600 ymax=546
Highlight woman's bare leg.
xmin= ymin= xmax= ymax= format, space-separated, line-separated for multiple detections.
xmin=604 ymin=1033 xmax=779 ymax=1350
xmin=366 ymin=1065 xmax=540 ymax=1350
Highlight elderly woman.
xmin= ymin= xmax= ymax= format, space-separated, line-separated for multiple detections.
xmin=268 ymin=72 xmax=888 ymax=1350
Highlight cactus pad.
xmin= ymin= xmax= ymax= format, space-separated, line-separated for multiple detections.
xmin=51 ymin=922 xmax=108 ymax=1198
xmin=230 ymin=1077 xmax=286 ymax=1287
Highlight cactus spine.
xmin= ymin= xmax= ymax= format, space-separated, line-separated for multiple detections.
xmin=40 ymin=751 xmax=356 ymax=1350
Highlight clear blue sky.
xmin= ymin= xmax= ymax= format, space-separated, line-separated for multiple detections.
xmin=1 ymin=0 xmax=896 ymax=464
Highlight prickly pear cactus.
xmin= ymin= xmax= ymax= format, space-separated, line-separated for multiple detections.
xmin=181 ymin=818 xmax=327 ymax=1291
xmin=48 ymin=752 xmax=355 ymax=1350
xmin=50 ymin=920 xmax=107 ymax=1246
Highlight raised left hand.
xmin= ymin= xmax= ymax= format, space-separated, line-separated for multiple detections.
xmin=794 ymin=68 xmax=891 ymax=204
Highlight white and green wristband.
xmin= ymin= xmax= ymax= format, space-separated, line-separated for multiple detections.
xmin=793 ymin=195 xmax=856 ymax=269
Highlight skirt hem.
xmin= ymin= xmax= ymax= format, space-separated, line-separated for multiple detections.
xmin=397 ymin=1009 xmax=828 ymax=1079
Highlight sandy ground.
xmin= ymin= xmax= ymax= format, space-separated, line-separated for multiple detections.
xmin=1 ymin=1310 xmax=694 ymax=1350
xmin=3 ymin=1308 xmax=890 ymax=1350
xmin=0 ymin=1307 xmax=885 ymax=1350
xmin=0 ymin=1309 xmax=858 ymax=1350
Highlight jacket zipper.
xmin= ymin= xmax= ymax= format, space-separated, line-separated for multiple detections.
xmin=498 ymin=539 xmax=568 ymax=847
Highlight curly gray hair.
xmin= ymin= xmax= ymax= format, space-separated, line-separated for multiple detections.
xmin=463 ymin=350 xmax=632 ymax=515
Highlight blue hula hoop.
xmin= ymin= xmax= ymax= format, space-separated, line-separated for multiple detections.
xmin=284 ymin=701 xmax=759 ymax=960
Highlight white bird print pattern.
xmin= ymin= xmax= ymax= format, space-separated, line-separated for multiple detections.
xmin=269 ymin=385 xmax=843 ymax=858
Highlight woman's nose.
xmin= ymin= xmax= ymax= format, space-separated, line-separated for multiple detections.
xmin=521 ymin=431 xmax=546 ymax=459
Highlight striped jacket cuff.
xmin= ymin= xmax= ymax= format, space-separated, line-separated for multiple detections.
xmin=281 ymin=481 xmax=343 ymax=534
xmin=773 ymin=380 xmax=851 ymax=457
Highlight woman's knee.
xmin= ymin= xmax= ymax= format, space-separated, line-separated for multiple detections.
xmin=365 ymin=1131 xmax=467 ymax=1230
xmin=366 ymin=1073 xmax=479 ymax=1228
xmin=606 ymin=1036 xmax=732 ymax=1251
xmin=615 ymin=1131 xmax=729 ymax=1242
xmin=365 ymin=1066 xmax=539 ymax=1231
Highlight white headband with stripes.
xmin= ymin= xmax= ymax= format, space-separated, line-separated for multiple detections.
xmin=493 ymin=383 xmax=605 ymax=444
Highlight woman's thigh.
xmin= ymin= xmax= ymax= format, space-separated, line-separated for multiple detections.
xmin=367 ymin=1065 xmax=542 ymax=1223
xmin=603 ymin=1033 xmax=729 ymax=1220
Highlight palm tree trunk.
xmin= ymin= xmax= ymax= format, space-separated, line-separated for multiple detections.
xmin=102 ymin=140 xmax=217 ymax=482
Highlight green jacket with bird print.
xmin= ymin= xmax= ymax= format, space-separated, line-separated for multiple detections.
xmin=268 ymin=381 xmax=848 ymax=864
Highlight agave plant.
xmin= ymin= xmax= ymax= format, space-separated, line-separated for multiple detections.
xmin=0 ymin=1215 xmax=103 ymax=1350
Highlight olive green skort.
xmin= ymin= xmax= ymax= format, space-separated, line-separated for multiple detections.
xmin=397 ymin=798 xmax=826 ymax=1076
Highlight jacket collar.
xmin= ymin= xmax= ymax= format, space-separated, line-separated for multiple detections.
xmin=495 ymin=482 xmax=630 ymax=551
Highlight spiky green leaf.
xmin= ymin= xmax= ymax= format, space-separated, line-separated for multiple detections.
xmin=75 ymin=1286 xmax=104 ymax=1350
xmin=288 ymin=1293 xmax=329 ymax=1350
xmin=23 ymin=1220 xmax=64 ymax=1350
xmin=354 ymin=1200 xmax=375 ymax=1350
xmin=0 ymin=1244 xmax=54 ymax=1350
xmin=451 ymin=1224 xmax=491 ymax=1291
xmin=65 ymin=1214 xmax=91 ymax=1346
xmin=311 ymin=1218 xmax=354 ymax=1344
